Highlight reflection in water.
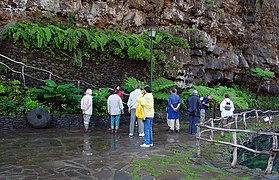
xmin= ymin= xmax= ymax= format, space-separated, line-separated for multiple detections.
xmin=109 ymin=134 xmax=120 ymax=152
xmin=82 ymin=134 xmax=93 ymax=156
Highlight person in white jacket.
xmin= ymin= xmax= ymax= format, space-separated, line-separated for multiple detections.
xmin=81 ymin=89 xmax=93 ymax=132
xmin=127 ymin=84 xmax=144 ymax=137
xmin=107 ymin=89 xmax=124 ymax=133
xmin=220 ymin=94 xmax=235 ymax=118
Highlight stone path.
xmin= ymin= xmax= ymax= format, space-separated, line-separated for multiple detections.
xmin=0 ymin=123 xmax=278 ymax=179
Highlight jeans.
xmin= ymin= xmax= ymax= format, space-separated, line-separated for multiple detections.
xmin=111 ymin=114 xmax=120 ymax=129
xmin=143 ymin=118 xmax=153 ymax=145
xmin=129 ymin=109 xmax=143 ymax=135
xmin=189 ymin=115 xmax=199 ymax=134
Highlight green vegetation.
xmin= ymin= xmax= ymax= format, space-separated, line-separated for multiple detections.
xmin=1 ymin=22 xmax=189 ymax=73
xmin=251 ymin=68 xmax=275 ymax=99
xmin=127 ymin=145 xmax=235 ymax=179
xmin=91 ymin=88 xmax=110 ymax=117
xmin=0 ymin=77 xmax=278 ymax=116
xmin=122 ymin=77 xmax=175 ymax=112
xmin=0 ymin=80 xmax=41 ymax=115
xmin=182 ymin=85 xmax=279 ymax=109
xmin=33 ymin=80 xmax=81 ymax=113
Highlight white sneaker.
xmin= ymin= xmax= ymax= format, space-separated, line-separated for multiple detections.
xmin=139 ymin=133 xmax=144 ymax=137
xmin=129 ymin=133 xmax=133 ymax=136
xmin=140 ymin=144 xmax=150 ymax=147
xmin=150 ymin=144 xmax=153 ymax=147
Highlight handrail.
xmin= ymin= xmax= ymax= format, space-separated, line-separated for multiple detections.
xmin=0 ymin=53 xmax=95 ymax=88
xmin=196 ymin=109 xmax=279 ymax=174
xmin=0 ymin=53 xmax=129 ymax=104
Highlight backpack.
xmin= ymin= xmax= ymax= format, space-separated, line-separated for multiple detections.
xmin=136 ymin=102 xmax=145 ymax=120
xmin=224 ymin=101 xmax=232 ymax=111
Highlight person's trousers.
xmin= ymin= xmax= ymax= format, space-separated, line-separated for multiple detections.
xmin=129 ymin=109 xmax=143 ymax=134
xmin=200 ymin=109 xmax=206 ymax=124
xmin=83 ymin=114 xmax=91 ymax=129
xmin=189 ymin=116 xmax=199 ymax=134
xmin=167 ymin=119 xmax=180 ymax=130
xmin=111 ymin=115 xmax=120 ymax=129
xmin=143 ymin=118 xmax=153 ymax=145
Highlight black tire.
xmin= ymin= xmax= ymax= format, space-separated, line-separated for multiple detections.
xmin=27 ymin=108 xmax=51 ymax=128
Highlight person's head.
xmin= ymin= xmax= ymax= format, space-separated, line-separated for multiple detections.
xmin=144 ymin=87 xmax=152 ymax=93
xmin=85 ymin=89 xmax=92 ymax=95
xmin=135 ymin=84 xmax=141 ymax=89
xmin=192 ymin=90 xmax=198 ymax=95
xmin=208 ymin=95 xmax=214 ymax=100
xmin=170 ymin=87 xmax=177 ymax=94
xmin=224 ymin=94 xmax=230 ymax=98
xmin=116 ymin=86 xmax=121 ymax=90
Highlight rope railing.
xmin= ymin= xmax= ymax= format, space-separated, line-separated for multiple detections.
xmin=0 ymin=53 xmax=96 ymax=88
xmin=0 ymin=53 xmax=129 ymax=105
xmin=196 ymin=109 xmax=279 ymax=174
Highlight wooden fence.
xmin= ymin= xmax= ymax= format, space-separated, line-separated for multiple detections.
xmin=196 ymin=109 xmax=279 ymax=174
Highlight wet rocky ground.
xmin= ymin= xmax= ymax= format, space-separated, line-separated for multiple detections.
xmin=0 ymin=122 xmax=278 ymax=180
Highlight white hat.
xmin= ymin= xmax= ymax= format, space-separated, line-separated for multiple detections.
xmin=85 ymin=89 xmax=92 ymax=95
xmin=192 ymin=90 xmax=198 ymax=95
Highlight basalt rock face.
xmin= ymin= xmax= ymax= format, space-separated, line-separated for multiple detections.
xmin=0 ymin=0 xmax=278 ymax=94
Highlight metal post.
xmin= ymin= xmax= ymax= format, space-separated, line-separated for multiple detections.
xmin=149 ymin=36 xmax=153 ymax=91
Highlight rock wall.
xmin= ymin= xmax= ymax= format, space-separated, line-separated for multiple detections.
xmin=0 ymin=0 xmax=278 ymax=94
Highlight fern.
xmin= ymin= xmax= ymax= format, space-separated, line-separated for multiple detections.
xmin=152 ymin=77 xmax=175 ymax=92
xmin=43 ymin=26 xmax=52 ymax=43
xmin=95 ymin=32 xmax=109 ymax=51
xmin=153 ymin=91 xmax=170 ymax=100
xmin=122 ymin=77 xmax=145 ymax=93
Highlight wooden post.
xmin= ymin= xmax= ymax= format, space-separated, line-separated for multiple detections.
xmin=268 ymin=111 xmax=272 ymax=124
xmin=49 ymin=73 xmax=52 ymax=80
xmin=265 ymin=135 xmax=278 ymax=174
xmin=231 ymin=132 xmax=237 ymax=168
xmin=235 ymin=115 xmax=238 ymax=129
xmin=210 ymin=119 xmax=214 ymax=140
xmin=221 ymin=118 xmax=224 ymax=137
xmin=21 ymin=66 xmax=25 ymax=86
xmin=78 ymin=80 xmax=80 ymax=90
xmin=255 ymin=110 xmax=259 ymax=126
xmin=243 ymin=113 xmax=247 ymax=129
xmin=197 ymin=125 xmax=201 ymax=157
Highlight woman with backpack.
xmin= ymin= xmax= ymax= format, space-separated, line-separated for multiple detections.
xmin=220 ymin=94 xmax=235 ymax=117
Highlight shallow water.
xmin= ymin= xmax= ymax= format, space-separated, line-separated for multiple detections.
xmin=0 ymin=124 xmax=196 ymax=179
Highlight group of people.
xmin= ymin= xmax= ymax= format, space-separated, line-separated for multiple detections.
xmin=80 ymin=84 xmax=155 ymax=148
xmin=80 ymin=85 xmax=235 ymax=147
xmin=185 ymin=90 xmax=235 ymax=134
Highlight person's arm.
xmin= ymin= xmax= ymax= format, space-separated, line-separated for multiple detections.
xmin=220 ymin=100 xmax=224 ymax=112
xmin=169 ymin=100 xmax=175 ymax=109
xmin=119 ymin=98 xmax=124 ymax=114
xmin=203 ymin=99 xmax=210 ymax=107
xmin=107 ymin=96 xmax=111 ymax=114
xmin=127 ymin=94 xmax=132 ymax=112
xmin=231 ymin=101 xmax=235 ymax=112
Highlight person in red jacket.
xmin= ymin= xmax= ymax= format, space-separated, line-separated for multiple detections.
xmin=116 ymin=86 xmax=123 ymax=99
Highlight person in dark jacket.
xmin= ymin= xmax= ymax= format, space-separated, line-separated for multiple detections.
xmin=186 ymin=90 xmax=201 ymax=134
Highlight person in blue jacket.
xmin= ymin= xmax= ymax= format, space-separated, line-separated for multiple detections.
xmin=186 ymin=90 xmax=201 ymax=135
xmin=200 ymin=95 xmax=214 ymax=124
xmin=166 ymin=87 xmax=181 ymax=133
